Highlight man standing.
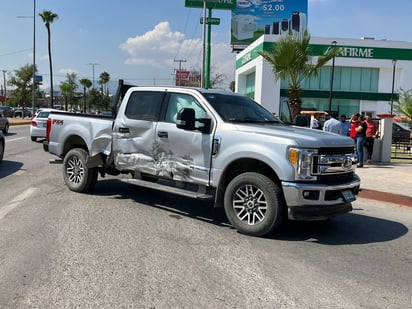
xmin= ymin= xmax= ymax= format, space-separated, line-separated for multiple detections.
xmin=323 ymin=112 xmax=341 ymax=133
xmin=311 ymin=114 xmax=322 ymax=130
xmin=339 ymin=114 xmax=351 ymax=136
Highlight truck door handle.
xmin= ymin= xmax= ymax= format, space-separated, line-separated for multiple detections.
xmin=119 ymin=127 xmax=130 ymax=133
xmin=157 ymin=131 xmax=168 ymax=138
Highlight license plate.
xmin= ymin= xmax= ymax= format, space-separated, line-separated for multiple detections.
xmin=42 ymin=123 xmax=47 ymax=127
xmin=342 ymin=190 xmax=355 ymax=202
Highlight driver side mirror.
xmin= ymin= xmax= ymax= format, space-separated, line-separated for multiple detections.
xmin=176 ymin=108 xmax=211 ymax=133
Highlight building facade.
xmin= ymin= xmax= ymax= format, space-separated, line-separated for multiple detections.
xmin=235 ymin=35 xmax=412 ymax=118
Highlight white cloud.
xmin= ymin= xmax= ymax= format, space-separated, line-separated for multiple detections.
xmin=120 ymin=21 xmax=185 ymax=68
xmin=58 ymin=68 xmax=78 ymax=76
xmin=119 ymin=21 xmax=236 ymax=86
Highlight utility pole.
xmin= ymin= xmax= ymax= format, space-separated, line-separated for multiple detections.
xmin=174 ymin=59 xmax=186 ymax=86
xmin=88 ymin=63 xmax=100 ymax=89
xmin=2 ymin=70 xmax=6 ymax=104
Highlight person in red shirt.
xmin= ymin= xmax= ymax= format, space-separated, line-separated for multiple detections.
xmin=365 ymin=115 xmax=379 ymax=163
xmin=349 ymin=113 xmax=360 ymax=141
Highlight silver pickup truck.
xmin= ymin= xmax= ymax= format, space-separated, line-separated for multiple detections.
xmin=44 ymin=83 xmax=360 ymax=236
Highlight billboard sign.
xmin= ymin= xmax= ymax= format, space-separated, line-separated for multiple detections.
xmin=231 ymin=0 xmax=308 ymax=46
xmin=185 ymin=0 xmax=236 ymax=10
xmin=176 ymin=70 xmax=191 ymax=81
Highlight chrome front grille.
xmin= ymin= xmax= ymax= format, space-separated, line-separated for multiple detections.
xmin=312 ymin=154 xmax=355 ymax=175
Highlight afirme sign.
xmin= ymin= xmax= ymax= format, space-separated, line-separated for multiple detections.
xmin=185 ymin=0 xmax=236 ymax=10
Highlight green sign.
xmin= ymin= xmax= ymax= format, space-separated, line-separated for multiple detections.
xmin=200 ymin=17 xmax=221 ymax=25
xmin=185 ymin=0 xmax=236 ymax=10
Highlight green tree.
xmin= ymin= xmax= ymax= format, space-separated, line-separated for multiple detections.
xmin=59 ymin=72 xmax=77 ymax=110
xmin=8 ymin=63 xmax=36 ymax=108
xmin=98 ymin=72 xmax=110 ymax=95
xmin=79 ymin=78 xmax=92 ymax=113
xmin=258 ymin=31 xmax=341 ymax=119
xmin=395 ymin=88 xmax=412 ymax=123
xmin=208 ymin=72 xmax=226 ymax=89
xmin=39 ymin=10 xmax=59 ymax=108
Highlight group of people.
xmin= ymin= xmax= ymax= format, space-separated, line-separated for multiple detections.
xmin=311 ymin=112 xmax=379 ymax=167
xmin=347 ymin=113 xmax=379 ymax=167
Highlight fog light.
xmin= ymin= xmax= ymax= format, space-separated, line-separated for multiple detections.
xmin=303 ymin=190 xmax=320 ymax=200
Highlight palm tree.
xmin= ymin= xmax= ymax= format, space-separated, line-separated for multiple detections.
xmin=60 ymin=82 xmax=75 ymax=111
xmin=396 ymin=89 xmax=412 ymax=122
xmin=39 ymin=10 xmax=59 ymax=108
xmin=98 ymin=72 xmax=110 ymax=95
xmin=258 ymin=31 xmax=341 ymax=119
xmin=79 ymin=78 xmax=92 ymax=113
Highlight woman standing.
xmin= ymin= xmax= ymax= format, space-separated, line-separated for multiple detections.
xmin=365 ymin=115 xmax=379 ymax=163
xmin=355 ymin=115 xmax=367 ymax=167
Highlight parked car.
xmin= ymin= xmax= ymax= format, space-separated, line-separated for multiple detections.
xmin=0 ymin=106 xmax=15 ymax=118
xmin=0 ymin=112 xmax=9 ymax=134
xmin=30 ymin=108 xmax=57 ymax=141
xmin=0 ymin=132 xmax=4 ymax=163
xmin=14 ymin=108 xmax=33 ymax=118
xmin=392 ymin=122 xmax=411 ymax=144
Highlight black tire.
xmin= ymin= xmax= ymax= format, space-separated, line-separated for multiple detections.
xmin=2 ymin=123 xmax=9 ymax=134
xmin=63 ymin=148 xmax=98 ymax=193
xmin=224 ymin=172 xmax=285 ymax=237
xmin=0 ymin=140 xmax=4 ymax=163
xmin=31 ymin=136 xmax=37 ymax=142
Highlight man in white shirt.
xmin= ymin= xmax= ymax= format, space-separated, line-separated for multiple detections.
xmin=323 ymin=112 xmax=341 ymax=133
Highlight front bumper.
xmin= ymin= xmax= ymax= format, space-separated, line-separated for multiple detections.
xmin=282 ymin=175 xmax=361 ymax=220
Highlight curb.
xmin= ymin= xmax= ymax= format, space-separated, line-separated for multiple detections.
xmin=359 ymin=189 xmax=412 ymax=208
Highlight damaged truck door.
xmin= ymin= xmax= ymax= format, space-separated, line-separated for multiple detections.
xmin=113 ymin=90 xmax=214 ymax=185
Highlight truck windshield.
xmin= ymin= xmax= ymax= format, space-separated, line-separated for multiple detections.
xmin=203 ymin=93 xmax=282 ymax=124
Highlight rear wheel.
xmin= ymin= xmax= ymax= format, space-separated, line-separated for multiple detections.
xmin=31 ymin=136 xmax=37 ymax=142
xmin=224 ymin=172 xmax=285 ymax=237
xmin=63 ymin=148 xmax=98 ymax=193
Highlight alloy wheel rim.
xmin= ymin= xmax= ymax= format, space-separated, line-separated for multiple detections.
xmin=233 ymin=184 xmax=267 ymax=225
xmin=66 ymin=155 xmax=84 ymax=184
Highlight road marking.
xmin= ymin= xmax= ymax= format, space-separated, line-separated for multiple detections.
xmin=5 ymin=137 xmax=26 ymax=143
xmin=0 ymin=187 xmax=37 ymax=220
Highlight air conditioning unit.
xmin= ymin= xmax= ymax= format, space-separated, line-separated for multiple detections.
xmin=232 ymin=15 xmax=257 ymax=40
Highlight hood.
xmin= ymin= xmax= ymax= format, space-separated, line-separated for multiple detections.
xmin=233 ymin=123 xmax=355 ymax=148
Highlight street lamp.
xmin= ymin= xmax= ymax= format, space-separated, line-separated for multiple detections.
xmin=390 ymin=59 xmax=397 ymax=115
xmin=328 ymin=40 xmax=338 ymax=113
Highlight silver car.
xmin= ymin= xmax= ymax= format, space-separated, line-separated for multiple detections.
xmin=0 ymin=112 xmax=9 ymax=134
xmin=30 ymin=108 xmax=56 ymax=141
xmin=0 ymin=132 xmax=4 ymax=163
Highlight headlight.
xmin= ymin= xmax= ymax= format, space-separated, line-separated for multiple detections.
xmin=288 ymin=148 xmax=317 ymax=181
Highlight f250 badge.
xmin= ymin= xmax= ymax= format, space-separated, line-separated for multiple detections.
xmin=52 ymin=119 xmax=64 ymax=126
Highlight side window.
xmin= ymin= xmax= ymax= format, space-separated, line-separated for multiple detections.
xmin=165 ymin=93 xmax=206 ymax=123
xmin=125 ymin=91 xmax=163 ymax=121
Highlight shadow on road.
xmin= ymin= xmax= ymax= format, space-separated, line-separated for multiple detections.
xmin=90 ymin=178 xmax=408 ymax=244
xmin=271 ymin=213 xmax=408 ymax=245
xmin=0 ymin=160 xmax=24 ymax=179
xmin=91 ymin=178 xmax=232 ymax=230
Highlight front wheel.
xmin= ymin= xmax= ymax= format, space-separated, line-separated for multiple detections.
xmin=63 ymin=148 xmax=98 ymax=193
xmin=224 ymin=172 xmax=285 ymax=237
xmin=2 ymin=123 xmax=9 ymax=134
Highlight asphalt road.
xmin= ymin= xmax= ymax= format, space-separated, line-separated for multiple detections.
xmin=0 ymin=125 xmax=411 ymax=308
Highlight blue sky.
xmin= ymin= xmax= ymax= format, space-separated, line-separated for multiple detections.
xmin=1 ymin=0 xmax=412 ymax=91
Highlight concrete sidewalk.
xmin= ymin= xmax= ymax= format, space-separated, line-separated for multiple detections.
xmin=356 ymin=163 xmax=412 ymax=207
xmin=8 ymin=117 xmax=32 ymax=126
